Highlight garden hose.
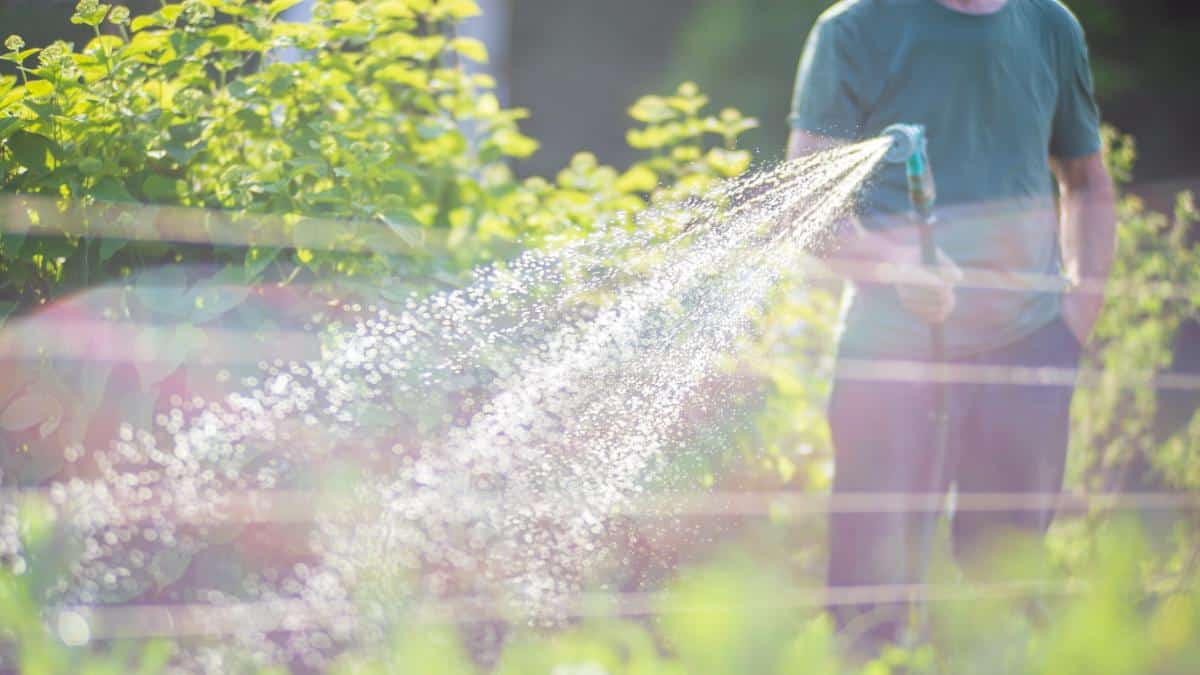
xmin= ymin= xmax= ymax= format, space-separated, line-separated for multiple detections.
xmin=882 ymin=124 xmax=950 ymax=511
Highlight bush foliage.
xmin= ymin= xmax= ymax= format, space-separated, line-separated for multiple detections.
xmin=0 ymin=0 xmax=758 ymax=313
xmin=0 ymin=0 xmax=757 ymax=480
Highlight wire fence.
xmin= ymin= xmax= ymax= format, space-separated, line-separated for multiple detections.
xmin=5 ymin=488 xmax=1200 ymax=527
xmin=61 ymin=578 xmax=1099 ymax=641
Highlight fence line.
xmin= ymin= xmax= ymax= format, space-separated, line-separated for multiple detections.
xmin=6 ymin=488 xmax=1200 ymax=529
xmin=2 ymin=192 xmax=1199 ymax=302
xmin=4 ymin=310 xmax=1200 ymax=390
xmin=58 ymin=577 xmax=1106 ymax=641
xmin=829 ymin=358 xmax=1200 ymax=390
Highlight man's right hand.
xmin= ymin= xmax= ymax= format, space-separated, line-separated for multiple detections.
xmin=807 ymin=187 xmax=963 ymax=325
xmin=890 ymin=243 xmax=962 ymax=324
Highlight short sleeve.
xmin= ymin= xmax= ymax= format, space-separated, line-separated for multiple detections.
xmin=788 ymin=19 xmax=865 ymax=140
xmin=1049 ymin=19 xmax=1102 ymax=159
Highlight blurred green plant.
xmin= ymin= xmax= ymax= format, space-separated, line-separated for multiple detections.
xmin=5 ymin=527 xmax=1199 ymax=673
xmin=1069 ymin=129 xmax=1200 ymax=586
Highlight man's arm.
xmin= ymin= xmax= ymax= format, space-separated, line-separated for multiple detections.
xmin=1052 ymin=152 xmax=1117 ymax=344
xmin=789 ymin=128 xmax=959 ymax=323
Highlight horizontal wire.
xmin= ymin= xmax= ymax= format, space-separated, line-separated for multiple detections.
xmin=57 ymin=577 xmax=1114 ymax=640
xmin=2 ymin=191 xmax=1198 ymax=301
xmin=629 ymin=490 xmax=1200 ymax=517
xmin=828 ymin=357 xmax=1200 ymax=390
xmin=3 ymin=309 xmax=1200 ymax=390
xmin=0 ymin=194 xmax=440 ymax=257
xmin=6 ymin=489 xmax=1199 ymax=529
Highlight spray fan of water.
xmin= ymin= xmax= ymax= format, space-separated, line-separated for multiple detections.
xmin=0 ymin=138 xmax=889 ymax=667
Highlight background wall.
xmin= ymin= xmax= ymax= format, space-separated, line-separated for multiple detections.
xmin=669 ymin=0 xmax=1200 ymax=192
xmin=506 ymin=0 xmax=702 ymax=176
xmin=2 ymin=0 xmax=1197 ymax=186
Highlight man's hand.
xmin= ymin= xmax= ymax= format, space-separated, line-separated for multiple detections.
xmin=891 ymin=243 xmax=963 ymax=324
xmin=788 ymin=129 xmax=963 ymax=325
xmin=1062 ymin=286 xmax=1104 ymax=345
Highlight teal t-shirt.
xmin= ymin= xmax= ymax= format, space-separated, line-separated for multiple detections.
xmin=789 ymin=0 xmax=1102 ymax=359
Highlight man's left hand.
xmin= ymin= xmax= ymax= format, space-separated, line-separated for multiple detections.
xmin=1062 ymin=287 xmax=1104 ymax=346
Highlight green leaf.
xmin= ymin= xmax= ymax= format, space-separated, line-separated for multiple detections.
xmin=244 ymin=246 xmax=282 ymax=282
xmin=129 ymin=14 xmax=161 ymax=32
xmin=450 ymin=37 xmax=488 ymax=63
xmin=0 ymin=48 xmax=39 ymax=66
xmin=84 ymin=34 xmax=125 ymax=57
xmin=99 ymin=237 xmax=127 ymax=262
xmin=142 ymin=174 xmax=183 ymax=202
xmin=23 ymin=79 xmax=53 ymax=99
xmin=135 ymin=640 xmax=176 ymax=675
xmin=125 ymin=30 xmax=170 ymax=58
xmin=490 ymin=128 xmax=539 ymax=159
xmin=93 ymin=176 xmax=136 ymax=202
xmin=159 ymin=5 xmax=183 ymax=24
xmin=6 ymin=131 xmax=56 ymax=174
xmin=705 ymin=148 xmax=751 ymax=177
xmin=207 ymin=24 xmax=262 ymax=51
xmin=668 ymin=89 xmax=709 ymax=117
xmin=431 ymin=0 xmax=481 ymax=20
xmin=0 ymin=82 xmax=24 ymax=109
xmin=375 ymin=63 xmax=429 ymax=88
xmin=164 ymin=121 xmax=206 ymax=163
xmin=0 ymin=116 xmax=24 ymax=141
xmin=1 ymin=233 xmax=27 ymax=259
xmin=188 ymin=265 xmax=250 ymax=323
xmin=374 ymin=0 xmax=416 ymax=18
xmin=267 ymin=0 xmax=306 ymax=16
xmin=616 ymin=165 xmax=658 ymax=193
xmin=71 ymin=2 xmax=112 ymax=28
xmin=629 ymin=95 xmax=677 ymax=124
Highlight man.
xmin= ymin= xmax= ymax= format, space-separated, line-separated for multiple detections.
xmin=788 ymin=0 xmax=1117 ymax=653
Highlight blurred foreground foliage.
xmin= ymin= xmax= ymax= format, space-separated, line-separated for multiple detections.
xmin=6 ymin=520 xmax=1200 ymax=674
xmin=1 ymin=0 xmax=1199 ymax=673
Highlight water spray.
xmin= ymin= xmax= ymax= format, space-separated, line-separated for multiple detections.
xmin=882 ymin=123 xmax=950 ymax=514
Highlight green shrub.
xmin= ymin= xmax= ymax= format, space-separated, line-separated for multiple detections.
xmin=0 ymin=0 xmax=760 ymax=474
xmin=1067 ymin=130 xmax=1200 ymax=584
xmin=0 ymin=0 xmax=759 ymax=315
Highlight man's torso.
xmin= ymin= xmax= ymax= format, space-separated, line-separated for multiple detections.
xmin=806 ymin=0 xmax=1092 ymax=358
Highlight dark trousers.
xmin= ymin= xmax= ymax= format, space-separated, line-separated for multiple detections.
xmin=826 ymin=315 xmax=1081 ymax=646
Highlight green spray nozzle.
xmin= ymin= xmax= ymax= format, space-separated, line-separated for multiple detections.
xmin=882 ymin=123 xmax=925 ymax=166
xmin=882 ymin=123 xmax=936 ymax=224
